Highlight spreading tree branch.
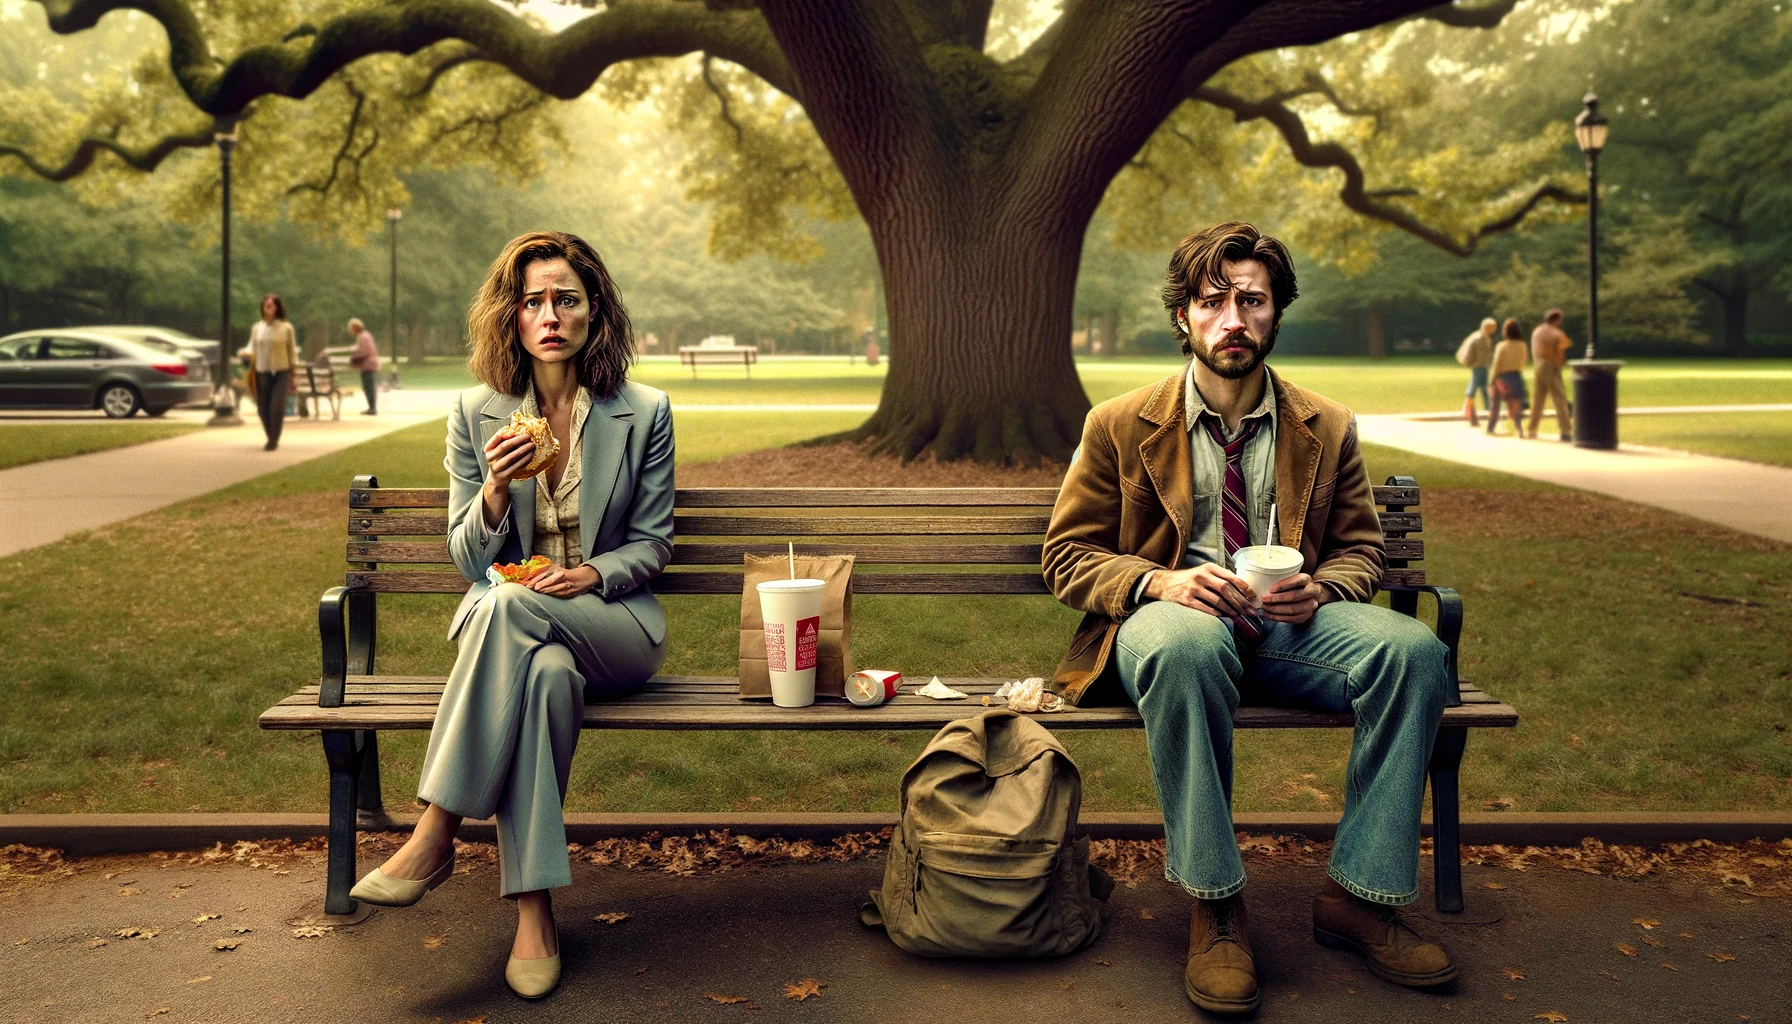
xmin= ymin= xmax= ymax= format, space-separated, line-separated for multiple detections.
xmin=287 ymin=81 xmax=369 ymax=196
xmin=1194 ymin=84 xmax=1583 ymax=256
xmin=0 ymin=129 xmax=214 ymax=180
xmin=407 ymin=44 xmax=486 ymax=99
xmin=701 ymin=54 xmax=745 ymax=145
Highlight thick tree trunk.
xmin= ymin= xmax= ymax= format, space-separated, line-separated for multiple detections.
xmin=1365 ymin=304 xmax=1386 ymax=359
xmin=844 ymin=212 xmax=1090 ymax=464
xmin=1718 ymin=285 xmax=1749 ymax=357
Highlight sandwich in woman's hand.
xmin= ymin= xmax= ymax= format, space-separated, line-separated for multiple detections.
xmin=488 ymin=555 xmax=554 ymax=586
xmin=493 ymin=410 xmax=560 ymax=479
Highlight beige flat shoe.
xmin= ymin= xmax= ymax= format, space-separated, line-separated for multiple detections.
xmin=506 ymin=931 xmax=561 ymax=1000
xmin=347 ymin=849 xmax=455 ymax=907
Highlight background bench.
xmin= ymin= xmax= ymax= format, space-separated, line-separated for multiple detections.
xmin=293 ymin=358 xmax=343 ymax=420
xmin=677 ymin=344 xmax=758 ymax=378
xmin=260 ymin=477 xmax=1516 ymax=915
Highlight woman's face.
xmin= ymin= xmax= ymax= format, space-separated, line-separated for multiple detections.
xmin=261 ymin=297 xmax=277 ymax=321
xmin=516 ymin=258 xmax=591 ymax=366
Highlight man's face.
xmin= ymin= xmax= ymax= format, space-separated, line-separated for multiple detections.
xmin=1183 ymin=258 xmax=1277 ymax=379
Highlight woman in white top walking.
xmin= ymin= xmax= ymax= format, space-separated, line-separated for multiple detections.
xmin=251 ymin=294 xmax=299 ymax=450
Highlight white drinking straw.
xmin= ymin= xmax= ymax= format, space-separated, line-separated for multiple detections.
xmin=1269 ymin=502 xmax=1278 ymax=547
xmin=788 ymin=541 xmax=796 ymax=579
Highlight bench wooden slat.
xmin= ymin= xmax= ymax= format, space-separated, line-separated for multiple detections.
xmin=1380 ymin=569 xmax=1426 ymax=587
xmin=349 ymin=541 xmax=453 ymax=563
xmin=1382 ymin=538 xmax=1423 ymax=561
xmin=1378 ymin=512 xmax=1422 ymax=533
xmin=671 ymin=487 xmax=1063 ymax=508
xmin=672 ymin=542 xmax=1045 ymax=565
xmin=340 ymin=568 xmax=1425 ymax=594
xmin=673 ymin=513 xmax=1052 ymax=536
xmin=348 ymin=485 xmax=1417 ymax=510
xmin=350 ymin=511 xmax=449 ymax=535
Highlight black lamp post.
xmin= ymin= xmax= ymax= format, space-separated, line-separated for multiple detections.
xmin=206 ymin=115 xmax=243 ymax=427
xmin=386 ymin=207 xmax=402 ymax=389
xmin=1570 ymin=92 xmax=1621 ymax=449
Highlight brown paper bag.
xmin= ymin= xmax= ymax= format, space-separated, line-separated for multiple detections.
xmin=739 ymin=554 xmax=855 ymax=699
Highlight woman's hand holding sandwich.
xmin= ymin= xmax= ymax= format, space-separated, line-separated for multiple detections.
xmin=480 ymin=431 xmax=535 ymax=530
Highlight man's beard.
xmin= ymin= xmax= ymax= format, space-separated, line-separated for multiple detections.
xmin=1193 ymin=323 xmax=1278 ymax=379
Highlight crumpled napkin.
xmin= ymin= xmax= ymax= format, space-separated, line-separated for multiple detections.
xmin=993 ymin=677 xmax=1069 ymax=713
xmin=915 ymin=677 xmax=969 ymax=700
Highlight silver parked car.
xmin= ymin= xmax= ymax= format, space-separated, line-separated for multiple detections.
xmin=0 ymin=327 xmax=214 ymax=417
xmin=88 ymin=325 xmax=223 ymax=369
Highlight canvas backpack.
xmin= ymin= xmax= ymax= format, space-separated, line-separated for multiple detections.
xmin=861 ymin=710 xmax=1112 ymax=958
xmin=1455 ymin=333 xmax=1482 ymax=367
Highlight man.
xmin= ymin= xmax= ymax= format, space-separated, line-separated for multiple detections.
xmin=1528 ymin=309 xmax=1575 ymax=441
xmin=347 ymin=317 xmax=381 ymax=415
xmin=1042 ymin=222 xmax=1458 ymax=1014
xmin=1455 ymin=317 xmax=1496 ymax=426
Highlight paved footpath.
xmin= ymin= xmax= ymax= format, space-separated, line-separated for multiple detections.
xmin=2 ymin=848 xmax=1785 ymax=1023
xmin=0 ymin=389 xmax=459 ymax=560
xmin=1358 ymin=414 xmax=1792 ymax=544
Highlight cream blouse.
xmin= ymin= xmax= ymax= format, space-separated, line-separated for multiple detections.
xmin=520 ymin=384 xmax=593 ymax=569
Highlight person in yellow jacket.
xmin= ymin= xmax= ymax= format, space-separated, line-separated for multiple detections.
xmin=250 ymin=293 xmax=299 ymax=450
xmin=1485 ymin=318 xmax=1529 ymax=438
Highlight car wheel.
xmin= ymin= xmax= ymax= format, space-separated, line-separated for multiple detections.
xmin=100 ymin=384 xmax=142 ymax=418
xmin=144 ymin=405 xmax=172 ymax=418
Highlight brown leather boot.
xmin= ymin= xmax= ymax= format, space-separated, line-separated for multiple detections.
xmin=1185 ymin=895 xmax=1258 ymax=1014
xmin=1313 ymin=885 xmax=1456 ymax=988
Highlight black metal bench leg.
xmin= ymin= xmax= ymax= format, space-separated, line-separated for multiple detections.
xmin=1429 ymin=726 xmax=1469 ymax=913
xmin=356 ymin=731 xmax=384 ymax=818
xmin=322 ymin=730 xmax=364 ymax=915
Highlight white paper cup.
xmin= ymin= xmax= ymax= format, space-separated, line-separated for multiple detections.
xmin=1232 ymin=545 xmax=1304 ymax=607
xmin=757 ymin=579 xmax=826 ymax=707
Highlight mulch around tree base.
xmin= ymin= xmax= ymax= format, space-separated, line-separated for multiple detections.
xmin=679 ymin=442 xmax=1069 ymax=488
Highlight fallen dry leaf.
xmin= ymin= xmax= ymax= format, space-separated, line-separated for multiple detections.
xmin=1633 ymin=918 xmax=1659 ymax=929
xmin=86 ymin=938 xmax=108 ymax=949
xmin=1642 ymin=938 xmax=1665 ymax=948
xmin=1598 ymin=970 xmax=1619 ymax=982
xmin=191 ymin=913 xmax=220 ymax=925
xmin=1057 ymin=981 xmax=1075 ymax=991
xmin=635 ymin=966 xmax=648 ymax=975
xmin=1615 ymin=942 xmax=1638 ymax=957
xmin=1484 ymin=882 xmax=1507 ymax=890
xmin=783 ymin=979 xmax=826 ymax=1001
xmin=1679 ymin=932 xmax=1694 ymax=939
xmin=214 ymin=939 xmax=239 ymax=951
xmin=187 ymin=976 xmax=212 ymax=985
xmin=1704 ymin=952 xmax=1738 ymax=963
xmin=423 ymin=935 xmax=446 ymax=950
xmin=12 ymin=938 xmax=26 ymax=945
xmin=1093 ymin=958 xmax=1112 ymax=966
xmin=116 ymin=889 xmax=141 ymax=897
xmin=1661 ymin=963 xmax=1677 ymax=971
xmin=174 ymin=882 xmax=193 ymax=890
xmin=291 ymin=925 xmax=332 ymax=939
xmin=231 ymin=927 xmax=252 ymax=934
xmin=593 ymin=912 xmax=630 ymax=925
xmin=1504 ymin=994 xmax=1518 ymax=1002
xmin=148 ymin=1009 xmax=169 ymax=1019
xmin=1502 ymin=968 xmax=1525 ymax=980
xmin=703 ymin=993 xmax=751 ymax=1005
xmin=1534 ymin=1014 xmax=1569 ymax=1023
xmin=1139 ymin=909 xmax=1154 ymax=920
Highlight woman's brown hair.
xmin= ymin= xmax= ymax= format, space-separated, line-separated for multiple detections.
xmin=1503 ymin=317 xmax=1523 ymax=340
xmin=260 ymin=293 xmax=286 ymax=321
xmin=467 ymin=230 xmax=634 ymax=398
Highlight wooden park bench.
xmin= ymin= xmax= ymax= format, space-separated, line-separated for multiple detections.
xmin=677 ymin=343 xmax=758 ymax=378
xmin=293 ymin=357 xmax=344 ymax=420
xmin=259 ymin=476 xmax=1517 ymax=916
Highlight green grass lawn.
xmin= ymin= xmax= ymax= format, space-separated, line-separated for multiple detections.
xmin=389 ymin=354 xmax=1791 ymax=414
xmin=0 ymin=422 xmax=203 ymax=470
xmin=3 ymin=412 xmax=1788 ymax=819
xmin=1619 ymin=411 xmax=1792 ymax=469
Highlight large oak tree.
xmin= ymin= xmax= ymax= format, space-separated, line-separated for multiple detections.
xmin=20 ymin=0 xmax=1578 ymax=461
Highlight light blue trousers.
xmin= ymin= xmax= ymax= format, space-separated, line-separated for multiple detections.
xmin=1114 ymin=600 xmax=1452 ymax=905
xmin=418 ymin=584 xmax=666 ymax=897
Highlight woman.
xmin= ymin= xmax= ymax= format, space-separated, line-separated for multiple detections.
xmin=348 ymin=231 xmax=674 ymax=999
xmin=250 ymin=294 xmax=298 ymax=450
xmin=1486 ymin=317 xmax=1529 ymax=438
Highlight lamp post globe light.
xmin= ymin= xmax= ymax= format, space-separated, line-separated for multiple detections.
xmin=1570 ymin=92 xmax=1621 ymax=450
xmin=206 ymin=116 xmax=244 ymax=427
xmin=386 ymin=207 xmax=403 ymax=390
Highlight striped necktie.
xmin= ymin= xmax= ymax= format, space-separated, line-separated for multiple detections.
xmin=1201 ymin=415 xmax=1268 ymax=643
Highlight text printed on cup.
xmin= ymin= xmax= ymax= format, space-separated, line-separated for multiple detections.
xmin=764 ymin=616 xmax=821 ymax=673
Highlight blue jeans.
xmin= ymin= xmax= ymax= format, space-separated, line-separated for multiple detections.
xmin=1465 ymin=366 xmax=1490 ymax=409
xmin=1113 ymin=600 xmax=1452 ymax=905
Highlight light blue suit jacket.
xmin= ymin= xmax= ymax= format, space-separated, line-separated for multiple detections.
xmin=443 ymin=381 xmax=675 ymax=645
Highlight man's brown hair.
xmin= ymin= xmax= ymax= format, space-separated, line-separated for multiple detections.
xmin=1161 ymin=221 xmax=1298 ymax=355
xmin=467 ymin=230 xmax=634 ymax=398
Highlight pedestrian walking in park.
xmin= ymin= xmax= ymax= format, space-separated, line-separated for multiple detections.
xmin=346 ymin=317 xmax=381 ymax=415
xmin=1043 ymin=222 xmax=1458 ymax=1015
xmin=1455 ymin=317 xmax=1496 ymax=426
xmin=348 ymin=231 xmax=674 ymax=1001
xmin=1529 ymin=308 xmax=1575 ymax=441
xmin=250 ymin=293 xmax=298 ymax=450
xmin=1486 ymin=317 xmax=1529 ymax=438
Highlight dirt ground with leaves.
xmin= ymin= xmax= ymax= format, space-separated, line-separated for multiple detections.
xmin=3 ymin=833 xmax=1787 ymax=1023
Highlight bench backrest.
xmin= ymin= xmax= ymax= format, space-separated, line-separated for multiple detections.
xmin=343 ymin=478 xmax=1426 ymax=595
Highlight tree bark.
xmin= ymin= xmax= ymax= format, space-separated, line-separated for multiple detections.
xmin=1365 ymin=304 xmax=1386 ymax=359
xmin=1718 ymin=281 xmax=1749 ymax=357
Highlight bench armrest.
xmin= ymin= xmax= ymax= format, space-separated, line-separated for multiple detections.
xmin=1404 ymin=584 xmax=1463 ymax=686
xmin=317 ymin=584 xmax=374 ymax=708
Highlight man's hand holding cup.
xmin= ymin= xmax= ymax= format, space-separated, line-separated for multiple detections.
xmin=1142 ymin=563 xmax=1258 ymax=619
xmin=1259 ymin=573 xmax=1328 ymax=625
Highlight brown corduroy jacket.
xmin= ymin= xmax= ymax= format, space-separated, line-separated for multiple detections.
xmin=1042 ymin=370 xmax=1385 ymax=705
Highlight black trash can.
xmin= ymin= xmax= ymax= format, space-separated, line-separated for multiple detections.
xmin=1570 ymin=359 xmax=1623 ymax=450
